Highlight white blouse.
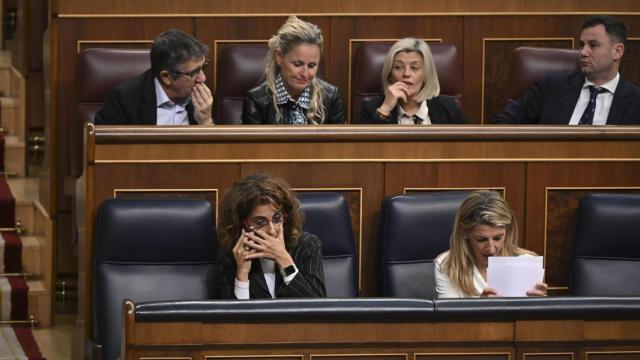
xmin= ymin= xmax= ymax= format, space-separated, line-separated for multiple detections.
xmin=434 ymin=251 xmax=487 ymax=298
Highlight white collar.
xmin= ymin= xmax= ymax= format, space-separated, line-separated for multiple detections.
xmin=154 ymin=77 xmax=189 ymax=108
xmin=584 ymin=72 xmax=620 ymax=94
xmin=398 ymin=100 xmax=429 ymax=122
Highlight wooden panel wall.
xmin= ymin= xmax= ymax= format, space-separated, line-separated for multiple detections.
xmin=46 ymin=5 xmax=640 ymax=358
xmin=53 ymin=0 xmax=640 ymax=15
xmin=48 ymin=10 xmax=640 ymax=215
xmin=73 ymin=126 xmax=640 ymax=359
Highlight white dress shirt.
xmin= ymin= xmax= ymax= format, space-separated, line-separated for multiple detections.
xmin=397 ymin=100 xmax=432 ymax=125
xmin=154 ymin=78 xmax=189 ymax=125
xmin=568 ymin=73 xmax=619 ymax=125
xmin=434 ymin=251 xmax=537 ymax=298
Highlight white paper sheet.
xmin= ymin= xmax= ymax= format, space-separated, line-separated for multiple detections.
xmin=487 ymin=256 xmax=544 ymax=297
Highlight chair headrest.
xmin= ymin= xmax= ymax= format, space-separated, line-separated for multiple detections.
xmin=574 ymin=193 xmax=640 ymax=258
xmin=298 ymin=192 xmax=356 ymax=256
xmin=213 ymin=44 xmax=268 ymax=124
xmin=508 ymin=46 xmax=580 ymax=101
xmin=76 ymin=48 xmax=150 ymax=103
xmin=381 ymin=192 xmax=469 ymax=261
xmin=94 ymin=198 xmax=217 ymax=262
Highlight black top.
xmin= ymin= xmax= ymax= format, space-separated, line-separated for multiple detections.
xmin=241 ymin=79 xmax=346 ymax=124
xmin=217 ymin=231 xmax=327 ymax=299
xmin=94 ymin=69 xmax=199 ymax=126
xmin=360 ymin=95 xmax=466 ymax=124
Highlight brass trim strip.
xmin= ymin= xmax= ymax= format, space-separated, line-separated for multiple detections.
xmin=294 ymin=187 xmax=364 ymax=292
xmin=0 ymin=315 xmax=38 ymax=326
xmin=206 ymin=356 xmax=303 ymax=359
xmin=543 ymin=186 xmax=640 ymax=289
xmin=404 ymin=186 xmax=505 ymax=195
xmin=76 ymin=39 xmax=153 ymax=53
xmin=126 ymin=300 xmax=134 ymax=314
xmin=312 ymin=354 xmax=407 ymax=360
xmin=0 ymin=172 xmax=18 ymax=178
xmin=0 ymin=273 xmax=32 ymax=278
xmin=347 ymin=38 xmax=442 ymax=124
xmin=57 ymin=12 xmax=640 ymax=18
xmin=481 ymin=37 xmax=574 ymax=124
xmin=0 ymin=220 xmax=26 ymax=234
xmin=93 ymin=158 xmax=640 ymax=164
xmin=414 ymin=352 xmax=511 ymax=359
xmin=585 ymin=351 xmax=640 ymax=359
xmin=522 ymin=353 xmax=574 ymax=360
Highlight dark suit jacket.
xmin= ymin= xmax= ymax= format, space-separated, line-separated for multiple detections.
xmin=241 ymin=79 xmax=346 ymax=124
xmin=94 ymin=69 xmax=198 ymax=125
xmin=217 ymin=231 xmax=327 ymax=299
xmin=494 ymin=71 xmax=640 ymax=125
xmin=360 ymin=95 xmax=466 ymax=124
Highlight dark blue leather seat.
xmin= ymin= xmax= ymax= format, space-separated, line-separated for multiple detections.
xmin=379 ymin=192 xmax=469 ymax=297
xmin=298 ymin=192 xmax=358 ymax=297
xmin=92 ymin=198 xmax=218 ymax=360
xmin=571 ymin=193 xmax=640 ymax=296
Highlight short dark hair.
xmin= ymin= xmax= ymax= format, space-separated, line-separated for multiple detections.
xmin=582 ymin=15 xmax=628 ymax=46
xmin=150 ymin=29 xmax=209 ymax=77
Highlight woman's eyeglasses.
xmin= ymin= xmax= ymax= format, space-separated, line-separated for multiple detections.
xmin=170 ymin=59 xmax=210 ymax=80
xmin=249 ymin=211 xmax=286 ymax=230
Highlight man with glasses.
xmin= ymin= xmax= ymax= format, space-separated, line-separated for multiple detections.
xmin=95 ymin=29 xmax=214 ymax=125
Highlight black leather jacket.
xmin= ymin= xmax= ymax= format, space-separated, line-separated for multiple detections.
xmin=241 ymin=79 xmax=346 ymax=124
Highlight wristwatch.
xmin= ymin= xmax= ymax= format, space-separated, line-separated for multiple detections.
xmin=281 ymin=264 xmax=296 ymax=277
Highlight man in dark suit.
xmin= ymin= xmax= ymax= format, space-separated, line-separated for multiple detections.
xmin=495 ymin=15 xmax=640 ymax=125
xmin=95 ymin=29 xmax=214 ymax=125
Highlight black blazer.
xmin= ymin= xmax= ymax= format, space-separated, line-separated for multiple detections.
xmin=217 ymin=231 xmax=327 ymax=299
xmin=94 ymin=69 xmax=198 ymax=125
xmin=360 ymin=95 xmax=466 ymax=124
xmin=494 ymin=71 xmax=640 ymax=125
xmin=241 ymin=79 xmax=346 ymax=124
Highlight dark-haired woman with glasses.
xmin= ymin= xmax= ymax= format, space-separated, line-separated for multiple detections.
xmin=217 ymin=173 xmax=326 ymax=299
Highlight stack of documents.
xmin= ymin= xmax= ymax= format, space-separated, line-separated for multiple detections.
xmin=487 ymin=256 xmax=544 ymax=297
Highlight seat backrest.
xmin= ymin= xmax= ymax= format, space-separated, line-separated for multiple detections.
xmin=379 ymin=192 xmax=469 ymax=298
xmin=351 ymin=42 xmax=462 ymax=124
xmin=76 ymin=48 xmax=151 ymax=125
xmin=297 ymin=192 xmax=358 ymax=297
xmin=571 ymin=193 xmax=640 ymax=296
xmin=92 ymin=198 xmax=217 ymax=360
xmin=73 ymin=48 xmax=150 ymax=177
xmin=213 ymin=44 xmax=268 ymax=124
xmin=507 ymin=46 xmax=580 ymax=102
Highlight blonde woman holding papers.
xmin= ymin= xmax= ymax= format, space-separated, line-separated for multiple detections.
xmin=434 ymin=190 xmax=548 ymax=298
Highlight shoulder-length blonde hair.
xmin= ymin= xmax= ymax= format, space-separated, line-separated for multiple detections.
xmin=265 ymin=16 xmax=326 ymax=124
xmin=218 ymin=173 xmax=304 ymax=254
xmin=442 ymin=190 xmax=534 ymax=296
xmin=381 ymin=38 xmax=440 ymax=103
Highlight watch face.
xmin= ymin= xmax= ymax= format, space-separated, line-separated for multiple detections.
xmin=284 ymin=265 xmax=296 ymax=276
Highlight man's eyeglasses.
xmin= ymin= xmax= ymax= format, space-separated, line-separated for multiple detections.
xmin=248 ymin=211 xmax=286 ymax=230
xmin=170 ymin=59 xmax=210 ymax=79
